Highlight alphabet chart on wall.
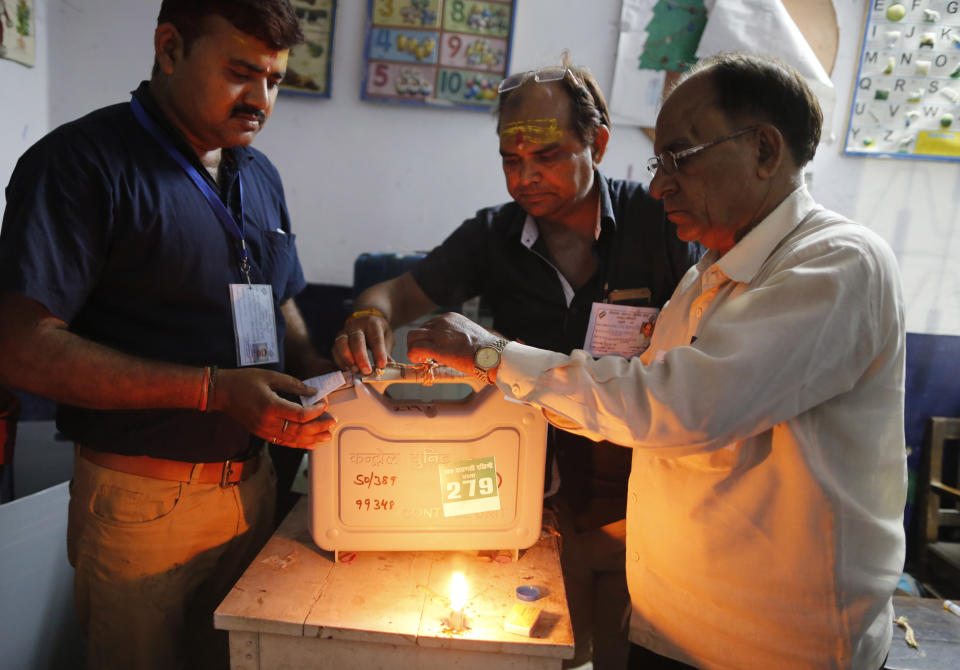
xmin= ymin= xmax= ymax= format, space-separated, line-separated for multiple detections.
xmin=844 ymin=1 xmax=960 ymax=161
xmin=361 ymin=0 xmax=516 ymax=111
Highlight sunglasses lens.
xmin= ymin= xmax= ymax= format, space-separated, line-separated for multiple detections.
xmin=497 ymin=73 xmax=524 ymax=93
xmin=534 ymin=67 xmax=568 ymax=83
xmin=497 ymin=67 xmax=580 ymax=94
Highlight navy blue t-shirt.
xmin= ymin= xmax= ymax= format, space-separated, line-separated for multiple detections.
xmin=0 ymin=82 xmax=307 ymax=461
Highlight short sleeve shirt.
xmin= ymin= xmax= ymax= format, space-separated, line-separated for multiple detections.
xmin=0 ymin=82 xmax=306 ymax=461
xmin=411 ymin=174 xmax=701 ymax=512
xmin=412 ymin=174 xmax=700 ymax=353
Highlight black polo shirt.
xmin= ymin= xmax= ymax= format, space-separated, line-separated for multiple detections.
xmin=0 ymin=82 xmax=306 ymax=461
xmin=412 ymin=174 xmax=701 ymax=520
xmin=413 ymin=173 xmax=698 ymax=351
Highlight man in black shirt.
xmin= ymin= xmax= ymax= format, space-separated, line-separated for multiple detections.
xmin=333 ymin=54 xmax=699 ymax=670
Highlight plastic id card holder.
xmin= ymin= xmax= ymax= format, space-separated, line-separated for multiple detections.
xmin=583 ymin=302 xmax=659 ymax=359
xmin=229 ymin=283 xmax=280 ymax=366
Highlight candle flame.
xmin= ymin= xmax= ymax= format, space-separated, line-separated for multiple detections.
xmin=450 ymin=572 xmax=467 ymax=611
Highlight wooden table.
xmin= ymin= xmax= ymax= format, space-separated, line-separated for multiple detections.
xmin=215 ymin=497 xmax=574 ymax=669
xmin=886 ymin=596 xmax=960 ymax=669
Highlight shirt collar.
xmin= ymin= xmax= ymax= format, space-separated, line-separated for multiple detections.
xmin=131 ymin=81 xmax=254 ymax=170
xmin=710 ymin=185 xmax=817 ymax=284
xmin=596 ymin=171 xmax=617 ymax=234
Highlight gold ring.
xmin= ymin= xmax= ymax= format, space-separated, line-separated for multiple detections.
xmin=282 ymin=419 xmax=289 ymax=433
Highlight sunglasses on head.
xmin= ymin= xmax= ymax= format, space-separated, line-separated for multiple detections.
xmin=497 ymin=66 xmax=582 ymax=94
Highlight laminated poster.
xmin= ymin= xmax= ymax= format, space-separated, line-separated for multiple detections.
xmin=282 ymin=0 xmax=337 ymax=97
xmin=361 ymin=0 xmax=516 ymax=111
xmin=844 ymin=1 xmax=960 ymax=162
xmin=0 ymin=0 xmax=34 ymax=68
xmin=610 ymin=0 xmax=711 ymax=127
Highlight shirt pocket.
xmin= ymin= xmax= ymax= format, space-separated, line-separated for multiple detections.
xmin=250 ymin=228 xmax=299 ymax=302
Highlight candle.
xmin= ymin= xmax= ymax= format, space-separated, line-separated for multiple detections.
xmin=448 ymin=572 xmax=468 ymax=631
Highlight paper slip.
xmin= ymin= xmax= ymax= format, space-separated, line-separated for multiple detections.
xmin=299 ymin=370 xmax=347 ymax=406
xmin=439 ymin=456 xmax=501 ymax=517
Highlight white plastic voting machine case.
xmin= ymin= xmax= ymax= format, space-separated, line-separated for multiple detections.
xmin=308 ymin=366 xmax=548 ymax=561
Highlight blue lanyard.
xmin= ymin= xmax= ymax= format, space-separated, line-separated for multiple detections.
xmin=129 ymin=95 xmax=251 ymax=283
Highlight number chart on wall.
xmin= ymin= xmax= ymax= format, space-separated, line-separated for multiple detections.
xmin=844 ymin=1 xmax=960 ymax=162
xmin=362 ymin=0 xmax=516 ymax=110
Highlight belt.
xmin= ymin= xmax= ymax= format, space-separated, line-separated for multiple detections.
xmin=76 ymin=444 xmax=263 ymax=487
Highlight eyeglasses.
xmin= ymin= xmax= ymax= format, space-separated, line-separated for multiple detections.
xmin=497 ymin=66 xmax=582 ymax=94
xmin=646 ymin=126 xmax=761 ymax=175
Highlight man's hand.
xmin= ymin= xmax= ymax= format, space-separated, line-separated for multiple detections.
xmin=332 ymin=311 xmax=394 ymax=376
xmin=406 ymin=312 xmax=503 ymax=381
xmin=332 ymin=274 xmax=439 ymax=376
xmin=211 ymin=368 xmax=335 ymax=449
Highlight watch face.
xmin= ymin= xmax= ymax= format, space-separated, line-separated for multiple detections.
xmin=475 ymin=346 xmax=500 ymax=369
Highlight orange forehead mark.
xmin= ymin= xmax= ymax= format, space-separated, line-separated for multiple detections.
xmin=499 ymin=118 xmax=562 ymax=145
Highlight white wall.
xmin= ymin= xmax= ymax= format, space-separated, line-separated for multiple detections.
xmin=0 ymin=0 xmax=47 ymax=216
xmin=2 ymin=0 xmax=958 ymax=335
xmin=808 ymin=0 xmax=960 ymax=337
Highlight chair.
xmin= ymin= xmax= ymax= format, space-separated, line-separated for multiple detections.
xmin=352 ymin=252 xmax=426 ymax=297
xmin=915 ymin=416 xmax=960 ymax=596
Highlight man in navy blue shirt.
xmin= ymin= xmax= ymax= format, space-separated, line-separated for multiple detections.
xmin=333 ymin=54 xmax=699 ymax=670
xmin=0 ymin=2 xmax=332 ymax=668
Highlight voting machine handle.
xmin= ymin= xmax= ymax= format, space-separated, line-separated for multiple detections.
xmin=357 ymin=364 xmax=488 ymax=394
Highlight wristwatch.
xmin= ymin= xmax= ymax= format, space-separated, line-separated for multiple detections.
xmin=473 ymin=338 xmax=508 ymax=384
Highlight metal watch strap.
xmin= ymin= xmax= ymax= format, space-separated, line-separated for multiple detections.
xmin=474 ymin=338 xmax=507 ymax=385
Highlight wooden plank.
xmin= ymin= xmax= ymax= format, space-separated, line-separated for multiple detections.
xmin=218 ymin=498 xmax=574 ymax=665
xmin=887 ymin=597 xmax=960 ymax=670
xmin=931 ymin=481 xmax=960 ymax=499
xmin=215 ymin=499 xmax=335 ymax=636
xmin=416 ymin=536 xmax=574 ymax=659
xmin=259 ymin=633 xmax=560 ymax=670
xmin=302 ymin=549 xmax=434 ymax=643
xmin=928 ymin=541 xmax=960 ymax=568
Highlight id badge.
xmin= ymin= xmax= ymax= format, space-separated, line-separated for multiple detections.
xmin=229 ymin=283 xmax=280 ymax=366
xmin=583 ymin=302 xmax=659 ymax=358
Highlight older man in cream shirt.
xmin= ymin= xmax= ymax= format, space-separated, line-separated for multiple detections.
xmin=406 ymin=53 xmax=906 ymax=670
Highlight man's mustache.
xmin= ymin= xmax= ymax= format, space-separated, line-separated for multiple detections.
xmin=232 ymin=106 xmax=266 ymax=122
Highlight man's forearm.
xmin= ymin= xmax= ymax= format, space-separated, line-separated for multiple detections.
xmin=0 ymin=293 xmax=206 ymax=411
xmin=353 ymin=272 xmax=438 ymax=327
